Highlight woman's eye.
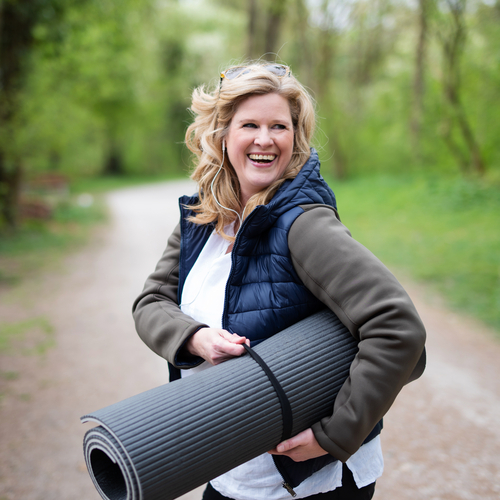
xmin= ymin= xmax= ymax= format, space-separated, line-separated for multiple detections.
xmin=273 ymin=124 xmax=287 ymax=130
xmin=243 ymin=123 xmax=257 ymax=128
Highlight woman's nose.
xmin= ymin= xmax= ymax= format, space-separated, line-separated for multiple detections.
xmin=254 ymin=127 xmax=273 ymax=147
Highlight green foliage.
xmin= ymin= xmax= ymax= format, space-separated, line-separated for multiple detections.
xmin=6 ymin=0 xmax=498 ymax=196
xmin=329 ymin=172 xmax=500 ymax=333
xmin=9 ymin=0 xmax=247 ymax=187
xmin=273 ymin=0 xmax=500 ymax=179
xmin=2 ymin=0 xmax=500 ymax=333
xmin=0 ymin=317 xmax=54 ymax=355
xmin=0 ymin=172 xmax=183 ymax=286
xmin=0 ymin=192 xmax=106 ymax=284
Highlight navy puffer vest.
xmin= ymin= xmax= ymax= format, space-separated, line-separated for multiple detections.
xmin=177 ymin=149 xmax=336 ymax=345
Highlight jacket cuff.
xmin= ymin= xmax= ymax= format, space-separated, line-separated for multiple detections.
xmin=173 ymin=326 xmax=206 ymax=368
xmin=311 ymin=421 xmax=351 ymax=463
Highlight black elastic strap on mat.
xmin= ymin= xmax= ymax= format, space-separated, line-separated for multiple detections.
xmin=243 ymin=344 xmax=293 ymax=441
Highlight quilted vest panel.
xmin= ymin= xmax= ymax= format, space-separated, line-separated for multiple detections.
xmin=222 ymin=206 xmax=324 ymax=343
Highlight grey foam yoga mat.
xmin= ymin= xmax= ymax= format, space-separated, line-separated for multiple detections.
xmin=81 ymin=309 xmax=358 ymax=500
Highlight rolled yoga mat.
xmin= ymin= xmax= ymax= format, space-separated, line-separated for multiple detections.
xmin=81 ymin=309 xmax=358 ymax=500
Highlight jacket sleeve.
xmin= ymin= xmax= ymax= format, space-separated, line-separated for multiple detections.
xmin=132 ymin=222 xmax=207 ymax=368
xmin=289 ymin=205 xmax=426 ymax=463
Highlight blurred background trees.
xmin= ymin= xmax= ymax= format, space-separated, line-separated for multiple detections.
xmin=1 ymin=0 xmax=499 ymax=228
xmin=1 ymin=0 xmax=498 ymax=330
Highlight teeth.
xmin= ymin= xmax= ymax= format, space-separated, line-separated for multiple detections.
xmin=249 ymin=154 xmax=276 ymax=161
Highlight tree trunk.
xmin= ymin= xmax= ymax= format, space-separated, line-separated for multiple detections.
xmin=0 ymin=152 xmax=22 ymax=228
xmin=410 ymin=0 xmax=428 ymax=160
xmin=103 ymin=139 xmax=124 ymax=176
xmin=0 ymin=1 xmax=36 ymax=228
xmin=438 ymin=0 xmax=485 ymax=175
xmin=264 ymin=0 xmax=287 ymax=56
xmin=352 ymin=0 xmax=386 ymax=87
xmin=315 ymin=1 xmax=348 ymax=179
xmin=292 ymin=0 xmax=313 ymax=87
xmin=247 ymin=0 xmax=258 ymax=59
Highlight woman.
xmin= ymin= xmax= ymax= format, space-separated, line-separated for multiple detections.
xmin=133 ymin=62 xmax=426 ymax=500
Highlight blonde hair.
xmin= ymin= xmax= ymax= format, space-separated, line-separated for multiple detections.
xmin=185 ymin=62 xmax=316 ymax=241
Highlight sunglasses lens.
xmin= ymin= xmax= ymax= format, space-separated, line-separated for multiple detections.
xmin=264 ymin=64 xmax=289 ymax=77
xmin=220 ymin=64 xmax=290 ymax=89
xmin=223 ymin=67 xmax=250 ymax=80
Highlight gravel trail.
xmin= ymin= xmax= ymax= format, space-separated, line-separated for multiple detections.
xmin=0 ymin=181 xmax=498 ymax=500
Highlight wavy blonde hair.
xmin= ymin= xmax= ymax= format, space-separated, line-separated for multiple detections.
xmin=185 ymin=62 xmax=316 ymax=241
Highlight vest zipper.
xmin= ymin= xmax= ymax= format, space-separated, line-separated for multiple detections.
xmin=282 ymin=482 xmax=298 ymax=498
xmin=272 ymin=456 xmax=297 ymax=497
xmin=225 ymin=211 xmax=296 ymax=497
xmin=221 ymin=210 xmax=256 ymax=330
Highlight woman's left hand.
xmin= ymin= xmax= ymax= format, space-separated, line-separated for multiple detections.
xmin=268 ymin=428 xmax=328 ymax=462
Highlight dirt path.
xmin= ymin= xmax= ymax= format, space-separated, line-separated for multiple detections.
xmin=0 ymin=181 xmax=499 ymax=500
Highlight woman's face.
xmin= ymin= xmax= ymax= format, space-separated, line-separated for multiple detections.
xmin=225 ymin=93 xmax=294 ymax=206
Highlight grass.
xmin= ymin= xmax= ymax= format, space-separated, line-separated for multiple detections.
xmin=326 ymin=173 xmax=500 ymax=334
xmin=0 ymin=317 xmax=54 ymax=355
xmin=0 ymin=172 xmax=186 ymax=286
xmin=0 ymin=196 xmax=107 ymax=286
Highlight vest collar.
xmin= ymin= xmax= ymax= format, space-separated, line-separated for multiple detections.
xmin=241 ymin=148 xmax=336 ymax=237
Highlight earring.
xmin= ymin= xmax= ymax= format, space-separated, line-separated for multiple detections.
xmin=222 ymin=139 xmax=225 ymax=152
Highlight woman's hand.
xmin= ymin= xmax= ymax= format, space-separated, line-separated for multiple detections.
xmin=268 ymin=428 xmax=328 ymax=462
xmin=186 ymin=327 xmax=250 ymax=365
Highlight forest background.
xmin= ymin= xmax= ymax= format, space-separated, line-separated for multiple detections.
xmin=0 ymin=0 xmax=499 ymax=333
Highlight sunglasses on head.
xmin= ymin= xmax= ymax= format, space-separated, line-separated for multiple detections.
xmin=219 ymin=64 xmax=291 ymax=89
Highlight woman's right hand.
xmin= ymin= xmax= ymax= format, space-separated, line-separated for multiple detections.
xmin=186 ymin=328 xmax=250 ymax=365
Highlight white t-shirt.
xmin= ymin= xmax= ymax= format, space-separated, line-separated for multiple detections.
xmin=180 ymin=227 xmax=384 ymax=500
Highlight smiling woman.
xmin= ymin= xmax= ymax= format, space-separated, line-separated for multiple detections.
xmin=132 ymin=61 xmax=426 ymax=500
xmin=225 ymin=93 xmax=294 ymax=205
xmin=183 ymin=63 xmax=316 ymax=241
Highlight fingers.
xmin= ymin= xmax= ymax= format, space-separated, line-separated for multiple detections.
xmin=272 ymin=433 xmax=304 ymax=454
xmin=220 ymin=331 xmax=248 ymax=345
xmin=213 ymin=334 xmax=247 ymax=361
xmin=186 ymin=328 xmax=249 ymax=365
xmin=268 ymin=429 xmax=328 ymax=462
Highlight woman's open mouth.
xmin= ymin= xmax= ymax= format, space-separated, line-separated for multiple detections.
xmin=248 ymin=154 xmax=277 ymax=164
